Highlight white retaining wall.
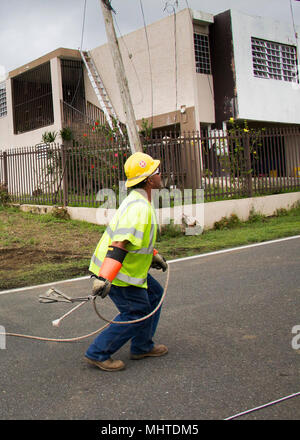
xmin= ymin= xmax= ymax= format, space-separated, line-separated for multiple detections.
xmin=17 ymin=192 xmax=300 ymax=230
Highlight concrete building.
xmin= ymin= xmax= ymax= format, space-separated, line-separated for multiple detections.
xmin=211 ymin=9 xmax=300 ymax=127
xmin=0 ymin=7 xmax=300 ymax=151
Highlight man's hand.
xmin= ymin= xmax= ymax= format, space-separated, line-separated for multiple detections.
xmin=92 ymin=276 xmax=111 ymax=298
xmin=151 ymin=253 xmax=168 ymax=272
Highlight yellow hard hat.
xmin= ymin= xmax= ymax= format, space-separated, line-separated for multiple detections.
xmin=124 ymin=152 xmax=160 ymax=188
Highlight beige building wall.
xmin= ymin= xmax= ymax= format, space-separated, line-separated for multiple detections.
xmin=88 ymin=8 xmax=215 ymax=132
xmin=0 ymin=79 xmax=13 ymax=149
xmin=0 ymin=114 xmax=10 ymax=149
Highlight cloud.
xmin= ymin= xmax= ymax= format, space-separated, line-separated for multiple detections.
xmin=1 ymin=0 xmax=300 ymax=73
xmin=0 ymin=0 xmax=88 ymax=71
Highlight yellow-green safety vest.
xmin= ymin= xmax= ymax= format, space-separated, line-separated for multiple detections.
xmin=89 ymin=189 xmax=158 ymax=289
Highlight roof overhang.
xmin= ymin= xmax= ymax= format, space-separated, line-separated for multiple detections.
xmin=9 ymin=48 xmax=82 ymax=78
xmin=192 ymin=10 xmax=214 ymax=25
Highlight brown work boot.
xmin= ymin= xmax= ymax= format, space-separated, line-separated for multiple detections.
xmin=130 ymin=344 xmax=168 ymax=360
xmin=85 ymin=356 xmax=125 ymax=372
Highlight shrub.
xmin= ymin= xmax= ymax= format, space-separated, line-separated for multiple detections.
xmin=51 ymin=206 xmax=70 ymax=220
xmin=157 ymin=221 xmax=183 ymax=241
xmin=60 ymin=127 xmax=73 ymax=141
xmin=0 ymin=183 xmax=10 ymax=206
xmin=248 ymin=208 xmax=267 ymax=223
xmin=42 ymin=131 xmax=57 ymax=144
xmin=214 ymin=214 xmax=242 ymax=230
xmin=275 ymin=208 xmax=288 ymax=217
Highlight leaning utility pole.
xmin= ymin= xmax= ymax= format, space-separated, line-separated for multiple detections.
xmin=99 ymin=0 xmax=143 ymax=153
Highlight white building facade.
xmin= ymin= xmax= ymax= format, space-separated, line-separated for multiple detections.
xmin=211 ymin=9 xmax=300 ymax=127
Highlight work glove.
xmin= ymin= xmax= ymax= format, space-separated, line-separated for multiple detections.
xmin=151 ymin=253 xmax=168 ymax=272
xmin=91 ymin=275 xmax=112 ymax=298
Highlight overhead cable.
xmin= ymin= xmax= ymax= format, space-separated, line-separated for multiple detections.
xmin=140 ymin=0 xmax=154 ymax=125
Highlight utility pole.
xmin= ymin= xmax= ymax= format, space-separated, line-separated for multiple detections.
xmin=99 ymin=0 xmax=143 ymax=153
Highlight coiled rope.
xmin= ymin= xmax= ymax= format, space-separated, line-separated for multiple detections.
xmin=0 ymin=267 xmax=169 ymax=343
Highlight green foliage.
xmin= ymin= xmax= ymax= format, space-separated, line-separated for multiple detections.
xmin=60 ymin=127 xmax=73 ymax=141
xmin=139 ymin=118 xmax=153 ymax=139
xmin=0 ymin=183 xmax=10 ymax=206
xmin=248 ymin=208 xmax=267 ymax=223
xmin=42 ymin=131 xmax=57 ymax=143
xmin=51 ymin=206 xmax=70 ymax=220
xmin=88 ymin=117 xmax=126 ymax=142
xmin=274 ymin=208 xmax=289 ymax=217
xmin=158 ymin=221 xmax=183 ymax=240
xmin=214 ymin=214 xmax=242 ymax=230
xmin=218 ymin=118 xmax=265 ymax=195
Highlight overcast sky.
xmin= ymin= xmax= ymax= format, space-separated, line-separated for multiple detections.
xmin=1 ymin=0 xmax=300 ymax=80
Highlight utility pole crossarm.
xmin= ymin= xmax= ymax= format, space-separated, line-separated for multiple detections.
xmin=99 ymin=0 xmax=143 ymax=153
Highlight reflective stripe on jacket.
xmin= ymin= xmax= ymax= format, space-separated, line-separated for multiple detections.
xmin=89 ymin=189 xmax=157 ymax=288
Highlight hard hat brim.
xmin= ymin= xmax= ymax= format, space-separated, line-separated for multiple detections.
xmin=125 ymin=160 xmax=160 ymax=187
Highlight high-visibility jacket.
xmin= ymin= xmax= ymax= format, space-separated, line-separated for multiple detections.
xmin=89 ymin=189 xmax=158 ymax=289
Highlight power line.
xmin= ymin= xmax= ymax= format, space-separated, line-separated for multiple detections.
xmin=289 ymin=0 xmax=299 ymax=41
xmin=80 ymin=0 xmax=87 ymax=50
xmin=113 ymin=16 xmax=144 ymax=105
xmin=184 ymin=0 xmax=215 ymax=107
xmin=163 ymin=2 xmax=179 ymax=123
xmin=288 ymin=0 xmax=300 ymax=85
xmin=140 ymin=0 xmax=154 ymax=125
xmin=71 ymin=0 xmax=88 ymax=107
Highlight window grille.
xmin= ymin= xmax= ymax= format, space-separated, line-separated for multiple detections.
xmin=12 ymin=62 xmax=54 ymax=134
xmin=194 ymin=33 xmax=211 ymax=74
xmin=251 ymin=37 xmax=298 ymax=83
xmin=61 ymin=59 xmax=85 ymax=113
xmin=0 ymin=82 xmax=7 ymax=118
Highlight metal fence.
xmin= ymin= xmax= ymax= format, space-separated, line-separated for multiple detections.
xmin=0 ymin=127 xmax=299 ymax=207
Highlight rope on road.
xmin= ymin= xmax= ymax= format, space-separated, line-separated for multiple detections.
xmin=0 ymin=267 xmax=169 ymax=343
xmin=224 ymin=391 xmax=300 ymax=420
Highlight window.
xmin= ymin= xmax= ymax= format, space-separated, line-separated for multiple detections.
xmin=12 ymin=62 xmax=54 ymax=134
xmin=0 ymin=82 xmax=7 ymax=118
xmin=61 ymin=59 xmax=85 ymax=114
xmin=194 ymin=33 xmax=211 ymax=74
xmin=251 ymin=37 xmax=298 ymax=83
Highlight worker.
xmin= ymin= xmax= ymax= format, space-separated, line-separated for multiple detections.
xmin=85 ymin=152 xmax=168 ymax=372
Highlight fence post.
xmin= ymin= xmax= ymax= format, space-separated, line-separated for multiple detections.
xmin=244 ymin=134 xmax=253 ymax=198
xmin=61 ymin=144 xmax=68 ymax=206
xmin=2 ymin=151 xmax=8 ymax=189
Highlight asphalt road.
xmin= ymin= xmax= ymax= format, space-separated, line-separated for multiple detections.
xmin=0 ymin=236 xmax=300 ymax=422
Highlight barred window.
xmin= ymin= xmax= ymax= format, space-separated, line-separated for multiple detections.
xmin=194 ymin=33 xmax=211 ymax=74
xmin=251 ymin=37 xmax=298 ymax=83
xmin=0 ymin=82 xmax=7 ymax=118
xmin=12 ymin=62 xmax=54 ymax=134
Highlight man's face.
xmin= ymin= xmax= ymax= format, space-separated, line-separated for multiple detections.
xmin=149 ymin=167 xmax=162 ymax=189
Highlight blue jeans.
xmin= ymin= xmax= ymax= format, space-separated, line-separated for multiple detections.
xmin=85 ymin=274 xmax=164 ymax=361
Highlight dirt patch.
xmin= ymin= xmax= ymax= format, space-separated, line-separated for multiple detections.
xmin=0 ymin=247 xmax=90 ymax=270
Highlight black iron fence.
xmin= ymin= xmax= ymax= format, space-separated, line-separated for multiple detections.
xmin=0 ymin=128 xmax=299 ymax=207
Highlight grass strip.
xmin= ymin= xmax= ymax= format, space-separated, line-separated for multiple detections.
xmin=0 ymin=205 xmax=299 ymax=291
